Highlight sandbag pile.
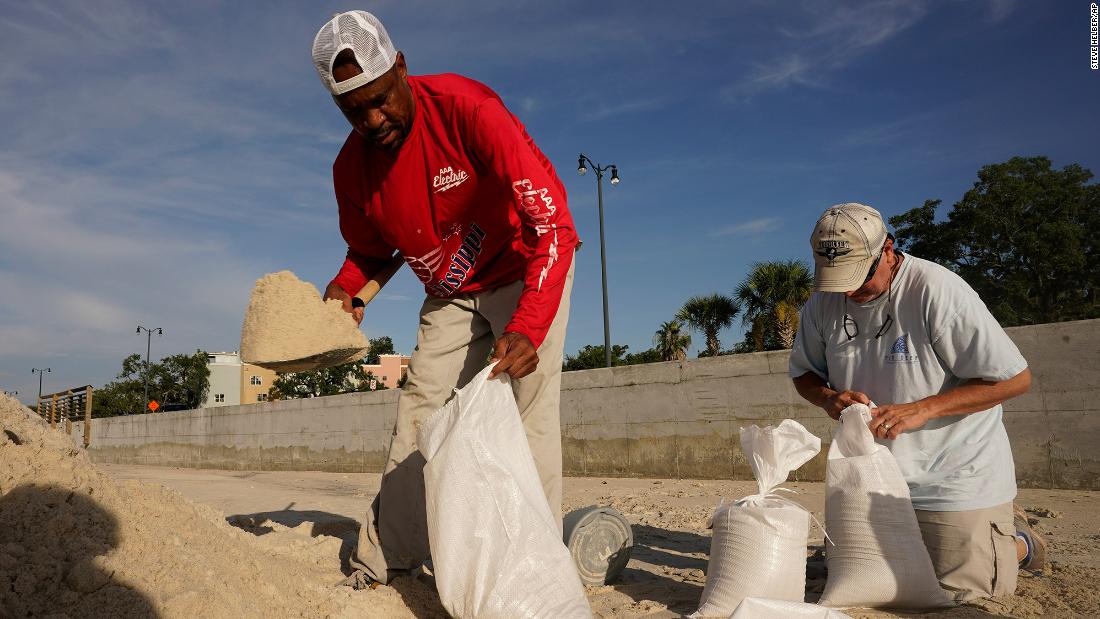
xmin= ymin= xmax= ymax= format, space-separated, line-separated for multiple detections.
xmin=692 ymin=419 xmax=821 ymax=617
xmin=418 ymin=365 xmax=591 ymax=618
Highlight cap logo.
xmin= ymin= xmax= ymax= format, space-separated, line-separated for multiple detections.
xmin=815 ymin=239 xmax=851 ymax=264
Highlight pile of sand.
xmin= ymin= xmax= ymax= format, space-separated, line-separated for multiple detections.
xmin=239 ymin=271 xmax=369 ymax=372
xmin=0 ymin=394 xmax=427 ymax=618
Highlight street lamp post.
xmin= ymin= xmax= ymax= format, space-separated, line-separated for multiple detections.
xmin=577 ymin=154 xmax=620 ymax=368
xmin=136 ymin=326 xmax=163 ymax=411
xmin=31 ymin=367 xmax=50 ymax=414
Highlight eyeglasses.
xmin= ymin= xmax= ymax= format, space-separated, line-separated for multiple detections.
xmin=842 ymin=309 xmax=894 ymax=341
xmin=860 ymin=234 xmax=895 ymax=286
xmin=842 ymin=239 xmax=899 ymax=341
xmin=862 ymin=253 xmax=883 ymax=285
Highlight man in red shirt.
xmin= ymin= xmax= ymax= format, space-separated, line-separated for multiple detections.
xmin=311 ymin=11 xmax=578 ymax=586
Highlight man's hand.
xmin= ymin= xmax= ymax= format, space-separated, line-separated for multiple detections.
xmin=489 ymin=332 xmax=538 ymax=379
xmin=868 ymin=401 xmax=935 ymax=440
xmin=823 ymin=390 xmax=872 ymax=420
xmin=323 ymin=282 xmax=364 ymax=326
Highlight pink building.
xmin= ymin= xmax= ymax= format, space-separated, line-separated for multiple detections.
xmin=360 ymin=354 xmax=411 ymax=389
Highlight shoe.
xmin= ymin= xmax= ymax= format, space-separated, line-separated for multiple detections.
xmin=1013 ymin=504 xmax=1048 ymax=572
xmin=336 ymin=569 xmax=381 ymax=590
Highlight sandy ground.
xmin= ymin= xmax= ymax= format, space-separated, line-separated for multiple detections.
xmin=101 ymin=464 xmax=1100 ymax=618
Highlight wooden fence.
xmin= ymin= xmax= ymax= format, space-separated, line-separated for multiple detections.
xmin=37 ymin=385 xmax=93 ymax=448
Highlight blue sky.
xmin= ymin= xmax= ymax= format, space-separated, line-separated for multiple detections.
xmin=1 ymin=1 xmax=1098 ymax=403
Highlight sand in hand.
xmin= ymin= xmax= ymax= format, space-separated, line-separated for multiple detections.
xmin=240 ymin=271 xmax=370 ymax=372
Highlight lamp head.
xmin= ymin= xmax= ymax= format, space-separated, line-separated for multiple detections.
xmin=610 ymin=166 xmax=620 ymax=185
xmin=577 ymin=155 xmax=587 ymax=176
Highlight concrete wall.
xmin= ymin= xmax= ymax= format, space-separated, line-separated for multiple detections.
xmin=78 ymin=390 xmax=399 ymax=472
xmin=75 ymin=319 xmax=1100 ymax=489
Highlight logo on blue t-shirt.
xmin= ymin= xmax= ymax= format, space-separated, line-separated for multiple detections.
xmin=885 ymin=334 xmax=919 ymax=364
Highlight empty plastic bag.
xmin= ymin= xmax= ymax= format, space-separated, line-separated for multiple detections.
xmin=418 ymin=364 xmax=591 ymax=619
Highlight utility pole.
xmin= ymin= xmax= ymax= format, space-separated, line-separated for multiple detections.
xmin=136 ymin=326 xmax=163 ymax=411
xmin=31 ymin=367 xmax=50 ymax=415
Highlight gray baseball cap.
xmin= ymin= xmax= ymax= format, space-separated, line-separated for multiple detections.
xmin=810 ymin=203 xmax=889 ymax=292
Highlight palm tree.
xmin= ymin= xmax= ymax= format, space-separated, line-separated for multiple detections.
xmin=734 ymin=260 xmax=814 ymax=351
xmin=677 ymin=294 xmax=740 ymax=357
xmin=653 ymin=320 xmax=691 ymax=362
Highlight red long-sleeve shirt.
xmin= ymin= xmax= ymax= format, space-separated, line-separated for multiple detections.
xmin=329 ymin=74 xmax=577 ymax=349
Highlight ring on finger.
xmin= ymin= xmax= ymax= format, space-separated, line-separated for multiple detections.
xmin=882 ymin=422 xmax=892 ymax=431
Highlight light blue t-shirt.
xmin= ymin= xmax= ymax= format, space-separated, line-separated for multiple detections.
xmin=789 ymin=255 xmax=1028 ymax=511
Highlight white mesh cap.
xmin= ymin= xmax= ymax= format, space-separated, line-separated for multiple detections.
xmin=312 ymin=11 xmax=397 ymax=96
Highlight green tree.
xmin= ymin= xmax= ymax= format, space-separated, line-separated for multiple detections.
xmin=148 ymin=352 xmax=211 ymax=409
xmin=677 ymin=294 xmax=740 ymax=357
xmin=92 ymin=351 xmax=210 ymax=417
xmin=734 ymin=260 xmax=814 ymax=351
xmin=563 ymin=344 xmax=631 ymax=371
xmin=268 ymin=361 xmax=378 ymax=399
xmin=653 ymin=320 xmax=691 ymax=362
xmin=366 ymin=336 xmax=396 ymax=364
xmin=562 ymin=343 xmax=663 ymax=370
xmin=890 ymin=156 xmax=1100 ymax=326
xmin=623 ymin=347 xmax=662 ymax=365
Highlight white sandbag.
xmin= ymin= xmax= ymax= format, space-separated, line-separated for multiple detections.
xmin=731 ymin=597 xmax=853 ymax=619
xmin=691 ymin=419 xmax=822 ymax=618
xmin=418 ymin=365 xmax=591 ymax=619
xmin=817 ymin=404 xmax=951 ymax=609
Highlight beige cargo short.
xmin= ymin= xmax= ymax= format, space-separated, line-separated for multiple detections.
xmin=915 ymin=502 xmax=1019 ymax=602
xmin=351 ymin=265 xmax=573 ymax=584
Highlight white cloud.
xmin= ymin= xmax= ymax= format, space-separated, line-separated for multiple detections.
xmin=985 ymin=0 xmax=1018 ymax=24
xmin=723 ymin=55 xmax=822 ymax=100
xmin=710 ymin=217 xmax=782 ymax=237
xmin=580 ymin=97 xmax=667 ymax=122
xmin=519 ymin=97 xmax=539 ymax=114
xmin=723 ymin=0 xmax=927 ymax=100
xmin=833 ymin=113 xmax=932 ymax=149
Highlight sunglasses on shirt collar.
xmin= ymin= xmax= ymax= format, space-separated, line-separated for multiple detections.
xmin=844 ymin=236 xmax=898 ymax=341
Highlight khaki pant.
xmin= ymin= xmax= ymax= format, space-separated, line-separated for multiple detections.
xmin=352 ymin=266 xmax=573 ymax=583
xmin=915 ymin=502 xmax=1018 ymax=602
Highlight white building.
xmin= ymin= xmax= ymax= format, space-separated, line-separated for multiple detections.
xmin=204 ymin=352 xmax=242 ymax=408
xmin=202 ymin=351 xmax=278 ymax=408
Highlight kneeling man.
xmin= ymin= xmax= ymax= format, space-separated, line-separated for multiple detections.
xmin=790 ymin=202 xmax=1045 ymax=602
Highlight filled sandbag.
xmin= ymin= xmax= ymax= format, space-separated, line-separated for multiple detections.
xmin=691 ymin=419 xmax=821 ymax=618
xmin=731 ymin=597 xmax=853 ymax=619
xmin=817 ymin=404 xmax=951 ymax=609
xmin=418 ymin=365 xmax=591 ymax=619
